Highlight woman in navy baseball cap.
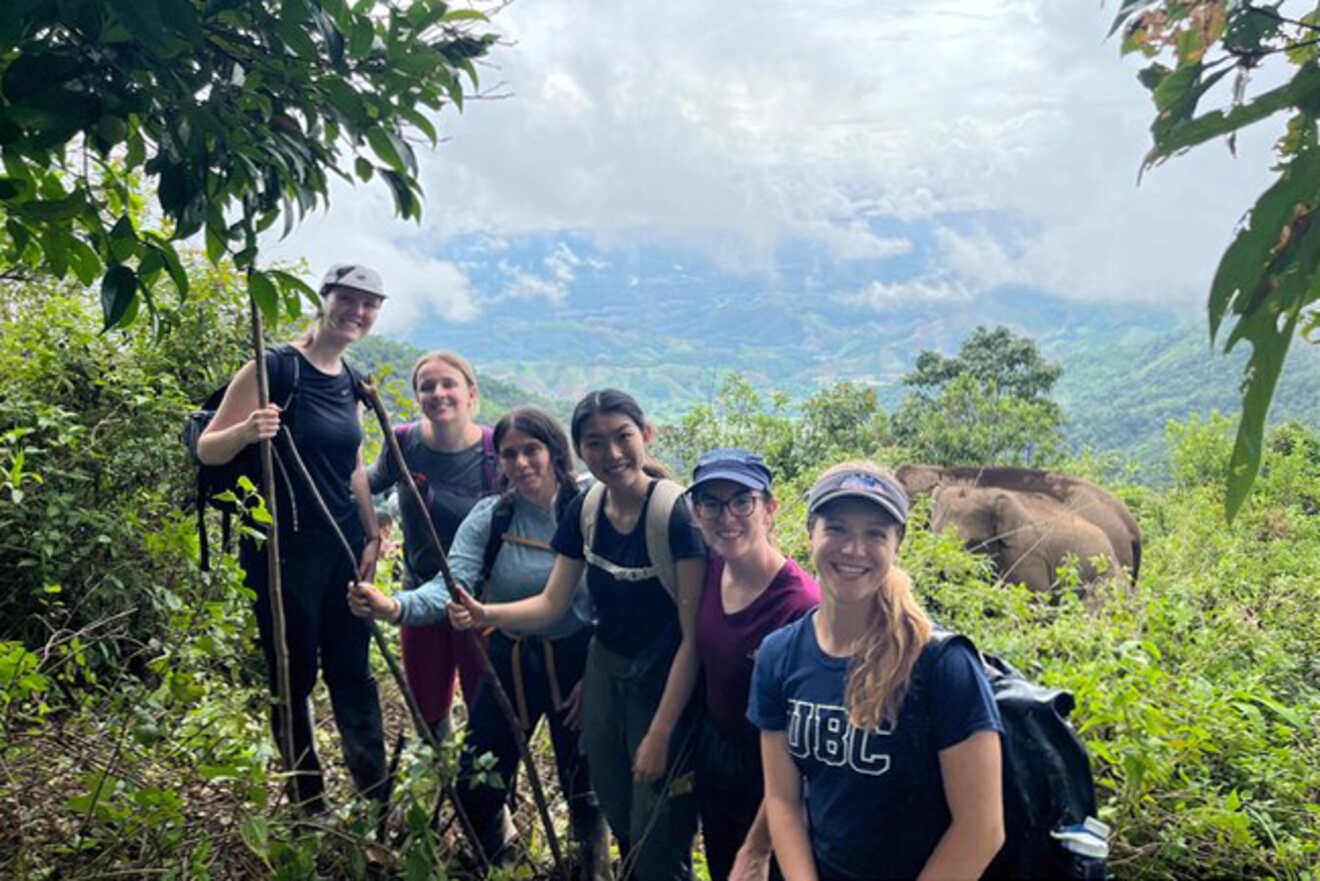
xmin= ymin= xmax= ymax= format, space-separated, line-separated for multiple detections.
xmin=747 ymin=461 xmax=1005 ymax=880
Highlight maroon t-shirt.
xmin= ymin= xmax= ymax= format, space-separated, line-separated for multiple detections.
xmin=697 ymin=554 xmax=820 ymax=747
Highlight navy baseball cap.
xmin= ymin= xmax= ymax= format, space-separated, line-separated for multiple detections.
xmin=690 ymin=448 xmax=773 ymax=494
xmin=806 ymin=468 xmax=909 ymax=526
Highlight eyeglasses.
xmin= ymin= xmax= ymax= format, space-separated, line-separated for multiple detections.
xmin=693 ymin=492 xmax=759 ymax=520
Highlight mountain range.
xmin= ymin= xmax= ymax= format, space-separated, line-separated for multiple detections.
xmin=376 ymin=230 xmax=1320 ymax=481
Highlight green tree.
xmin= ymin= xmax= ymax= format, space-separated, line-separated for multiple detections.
xmin=892 ymin=326 xmax=1065 ymax=466
xmin=795 ymin=381 xmax=888 ymax=473
xmin=904 ymin=325 xmax=1063 ymax=405
xmin=0 ymin=0 xmax=494 ymax=328
xmin=1111 ymin=1 xmax=1320 ymax=517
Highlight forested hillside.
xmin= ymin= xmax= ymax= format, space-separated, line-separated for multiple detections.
xmin=2 ymin=268 xmax=1317 ymax=880
xmin=390 ymin=230 xmax=1320 ymax=477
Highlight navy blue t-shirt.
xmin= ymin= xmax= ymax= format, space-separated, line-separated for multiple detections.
xmin=552 ymin=480 xmax=706 ymax=658
xmin=748 ymin=613 xmax=1002 ymax=881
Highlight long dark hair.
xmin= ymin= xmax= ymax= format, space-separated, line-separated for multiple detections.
xmin=569 ymin=389 xmax=670 ymax=479
xmin=493 ymin=406 xmax=581 ymax=519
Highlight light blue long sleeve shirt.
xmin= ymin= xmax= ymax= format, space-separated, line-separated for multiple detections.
xmin=396 ymin=492 xmax=594 ymax=639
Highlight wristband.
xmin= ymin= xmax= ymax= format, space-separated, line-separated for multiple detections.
xmin=391 ymin=598 xmax=404 ymax=625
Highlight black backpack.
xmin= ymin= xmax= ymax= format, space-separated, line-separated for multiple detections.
xmin=471 ymin=487 xmax=581 ymax=598
xmin=181 ymin=344 xmax=365 ymax=570
xmin=923 ymin=631 xmax=1108 ymax=881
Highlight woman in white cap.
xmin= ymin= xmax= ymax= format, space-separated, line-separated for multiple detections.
xmin=687 ymin=448 xmax=819 ymax=881
xmin=197 ymin=264 xmax=388 ymax=813
xmin=747 ymin=462 xmax=1004 ymax=880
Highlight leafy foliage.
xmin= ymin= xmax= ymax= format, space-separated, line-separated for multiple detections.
xmin=1112 ymin=0 xmax=1320 ymax=518
xmin=655 ymin=374 xmax=888 ymax=483
xmin=890 ymin=325 xmax=1066 ymax=466
xmin=0 ymin=0 xmax=495 ymax=329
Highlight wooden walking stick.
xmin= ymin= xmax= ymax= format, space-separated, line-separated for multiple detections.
xmin=247 ymin=291 xmax=298 ymax=804
xmin=361 ymin=379 xmax=572 ymax=881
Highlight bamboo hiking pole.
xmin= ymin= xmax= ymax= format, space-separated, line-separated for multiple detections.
xmin=247 ymin=298 xmax=298 ymax=802
xmin=361 ymin=380 xmax=571 ymax=881
xmin=276 ymin=421 xmax=489 ymax=871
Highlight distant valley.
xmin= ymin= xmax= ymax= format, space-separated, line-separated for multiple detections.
xmin=376 ymin=232 xmax=1320 ymax=482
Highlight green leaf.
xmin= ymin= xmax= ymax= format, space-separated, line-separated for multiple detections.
xmin=268 ymin=269 xmax=316 ymax=301
xmin=69 ymin=238 xmax=102 ymax=286
xmin=381 ymin=169 xmax=420 ymax=220
xmin=349 ymin=16 xmax=375 ymax=57
xmin=146 ymin=235 xmax=189 ymax=298
xmin=398 ymin=105 xmax=437 ymax=144
xmin=108 ymin=215 xmax=138 ymax=263
xmin=100 ymin=265 xmax=138 ymax=330
xmin=442 ymin=8 xmax=487 ymax=21
xmin=354 ymin=156 xmax=373 ymax=181
xmin=276 ymin=14 xmax=318 ymax=59
xmin=249 ymin=270 xmax=280 ymax=324
xmin=1146 ymin=66 xmax=1318 ymax=170
xmin=366 ymin=126 xmax=406 ymax=173
xmin=1107 ymin=0 xmax=1160 ymax=37
xmin=1209 ymin=145 xmax=1320 ymax=341
xmin=239 ymin=815 xmax=270 ymax=858
xmin=1224 ymin=309 xmax=1298 ymax=521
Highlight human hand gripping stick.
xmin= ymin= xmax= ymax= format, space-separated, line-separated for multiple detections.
xmin=447 ymin=584 xmax=489 ymax=631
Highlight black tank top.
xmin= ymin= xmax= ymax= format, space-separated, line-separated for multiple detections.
xmin=281 ymin=350 xmax=363 ymax=542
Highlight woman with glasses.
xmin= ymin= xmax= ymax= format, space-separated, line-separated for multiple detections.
xmin=687 ymin=449 xmax=819 ymax=881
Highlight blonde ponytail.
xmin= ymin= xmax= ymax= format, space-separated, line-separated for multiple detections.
xmin=844 ymin=565 xmax=931 ymax=729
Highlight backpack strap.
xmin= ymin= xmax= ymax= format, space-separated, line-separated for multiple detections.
xmin=578 ymin=479 xmax=685 ymax=603
xmin=474 ymin=491 xmax=519 ymax=599
xmin=479 ymin=425 xmax=498 ymax=492
xmin=645 ymin=478 xmax=686 ymax=602
xmin=580 ymin=481 xmax=607 ymax=566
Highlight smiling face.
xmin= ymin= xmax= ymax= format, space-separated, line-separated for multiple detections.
xmin=575 ymin=410 xmax=652 ymax=490
xmin=809 ymin=497 xmax=902 ymax=605
xmin=321 ymin=286 xmax=383 ymax=342
xmin=692 ymin=479 xmax=776 ymax=561
xmin=499 ymin=427 xmax=555 ymax=503
xmin=414 ymin=359 xmax=477 ymax=428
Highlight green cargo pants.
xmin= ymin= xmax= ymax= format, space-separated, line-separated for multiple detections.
xmin=581 ymin=635 xmax=697 ymax=881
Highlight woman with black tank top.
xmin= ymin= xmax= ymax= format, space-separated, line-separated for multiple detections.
xmin=197 ymin=264 xmax=388 ymax=814
xmin=365 ymin=350 xmax=496 ymax=742
xmin=450 ymin=390 xmax=707 ymax=881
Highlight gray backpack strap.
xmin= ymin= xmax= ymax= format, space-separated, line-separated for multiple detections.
xmin=579 ymin=479 xmax=688 ymax=602
xmin=645 ymin=479 xmax=685 ymax=602
xmin=580 ymin=481 xmax=607 ymax=564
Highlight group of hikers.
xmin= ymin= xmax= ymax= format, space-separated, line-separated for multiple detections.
xmin=196 ymin=265 xmax=1006 ymax=881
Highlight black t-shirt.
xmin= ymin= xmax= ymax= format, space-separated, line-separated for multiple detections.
xmin=367 ymin=423 xmax=490 ymax=587
xmin=551 ymin=480 xmax=706 ymax=657
xmin=281 ymin=349 xmax=364 ymax=542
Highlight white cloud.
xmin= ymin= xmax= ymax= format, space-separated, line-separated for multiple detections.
xmin=262 ymin=183 xmax=479 ymax=331
xmin=272 ymin=0 xmax=1290 ymax=309
xmin=497 ymin=261 xmax=570 ymax=304
xmin=842 ymin=277 xmax=971 ymax=308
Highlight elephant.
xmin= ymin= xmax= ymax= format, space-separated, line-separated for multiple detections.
xmin=896 ymin=464 xmax=1141 ymax=583
xmin=930 ymin=484 xmax=1123 ymax=596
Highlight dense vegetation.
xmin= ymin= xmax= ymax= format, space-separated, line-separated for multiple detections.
xmin=1 ymin=269 xmax=1318 ymax=879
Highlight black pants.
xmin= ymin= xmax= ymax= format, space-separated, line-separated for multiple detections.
xmin=242 ymin=528 xmax=388 ymax=812
xmin=458 ymin=628 xmax=601 ymax=853
xmin=694 ymin=719 xmax=781 ymax=881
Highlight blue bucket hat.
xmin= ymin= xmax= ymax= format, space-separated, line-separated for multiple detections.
xmin=690 ymin=448 xmax=773 ymax=494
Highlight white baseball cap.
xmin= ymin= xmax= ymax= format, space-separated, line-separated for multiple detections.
xmin=319 ymin=264 xmax=386 ymax=298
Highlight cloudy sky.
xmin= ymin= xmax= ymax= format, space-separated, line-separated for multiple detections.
xmin=269 ymin=0 xmax=1286 ymax=337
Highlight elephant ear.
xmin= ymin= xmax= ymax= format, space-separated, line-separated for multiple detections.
xmin=897 ymin=464 xmax=942 ymax=496
xmin=990 ymin=491 xmax=1023 ymax=547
